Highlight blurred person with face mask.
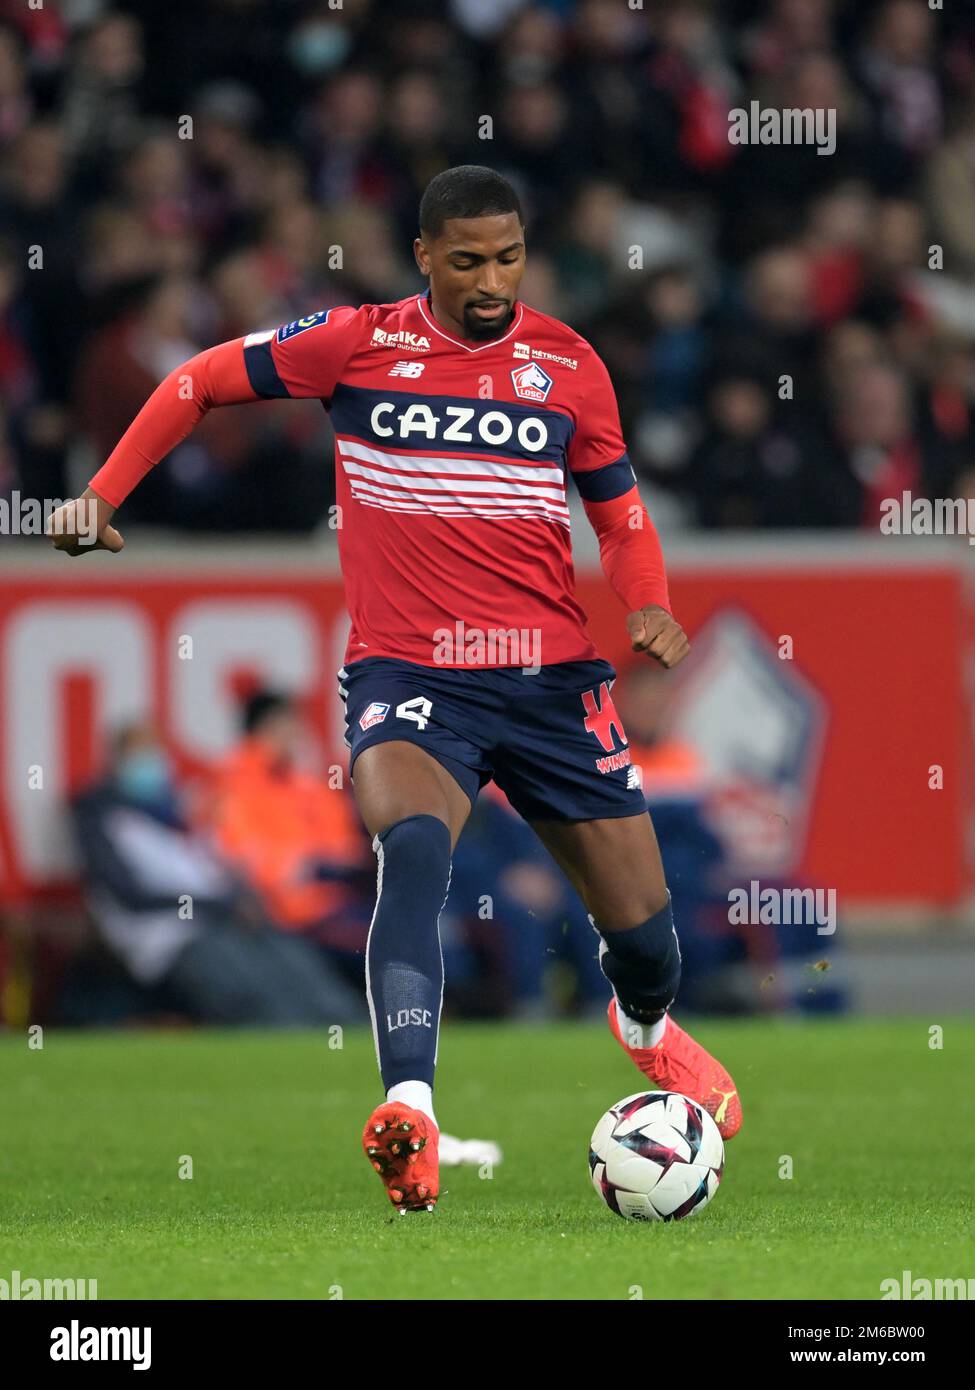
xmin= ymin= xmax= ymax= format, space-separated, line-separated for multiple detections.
xmin=71 ymin=721 xmax=365 ymax=1025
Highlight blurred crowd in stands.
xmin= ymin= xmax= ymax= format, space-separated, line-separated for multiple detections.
xmin=1 ymin=0 xmax=974 ymax=533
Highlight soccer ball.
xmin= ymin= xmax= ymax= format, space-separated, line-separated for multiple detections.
xmin=589 ymin=1091 xmax=724 ymax=1222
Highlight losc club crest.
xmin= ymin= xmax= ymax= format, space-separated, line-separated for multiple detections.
xmin=511 ymin=361 xmax=553 ymax=402
xmin=359 ymin=701 xmax=390 ymax=732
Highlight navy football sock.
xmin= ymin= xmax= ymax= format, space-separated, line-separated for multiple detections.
xmin=594 ymin=893 xmax=682 ymax=1024
xmin=366 ymin=814 xmax=451 ymax=1091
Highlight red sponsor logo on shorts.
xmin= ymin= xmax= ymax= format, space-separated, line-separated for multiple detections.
xmin=594 ymin=747 xmax=632 ymax=775
xmin=582 ymin=682 xmax=627 ymax=752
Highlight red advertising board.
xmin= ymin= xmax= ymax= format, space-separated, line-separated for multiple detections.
xmin=580 ymin=560 xmax=965 ymax=907
xmin=0 ymin=546 xmax=966 ymax=908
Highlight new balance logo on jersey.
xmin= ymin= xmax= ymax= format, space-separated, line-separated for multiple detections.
xmin=371 ymin=327 xmax=430 ymax=352
xmin=387 ymin=1008 xmax=432 ymax=1032
xmin=511 ymin=361 xmax=554 ymax=402
xmin=388 ymin=360 xmax=426 ymax=378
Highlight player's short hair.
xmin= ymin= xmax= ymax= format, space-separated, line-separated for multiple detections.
xmin=419 ymin=166 xmax=523 ymax=239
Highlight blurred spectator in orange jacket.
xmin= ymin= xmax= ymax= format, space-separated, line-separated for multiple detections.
xmin=207 ymin=689 xmax=371 ymax=949
xmin=614 ymin=662 xmax=709 ymax=799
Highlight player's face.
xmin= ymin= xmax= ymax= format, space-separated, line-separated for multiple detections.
xmin=415 ymin=213 xmax=525 ymax=341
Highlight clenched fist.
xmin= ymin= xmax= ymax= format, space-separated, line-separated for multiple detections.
xmin=626 ymin=604 xmax=689 ymax=669
xmin=46 ymin=487 xmax=124 ymax=557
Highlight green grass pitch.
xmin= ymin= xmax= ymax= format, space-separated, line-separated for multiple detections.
xmin=1 ymin=1017 xmax=972 ymax=1300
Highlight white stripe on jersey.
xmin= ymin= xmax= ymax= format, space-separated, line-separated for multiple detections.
xmin=342 ymin=462 xmax=567 ymax=503
xmin=337 ymin=438 xmax=564 ymax=486
xmin=336 ymin=436 xmax=570 ymax=524
xmin=347 ymin=475 xmax=570 ymax=520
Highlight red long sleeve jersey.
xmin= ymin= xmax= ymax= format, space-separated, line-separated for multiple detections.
xmin=90 ymin=292 xmax=671 ymax=669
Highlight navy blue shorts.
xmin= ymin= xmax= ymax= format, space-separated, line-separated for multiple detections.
xmin=338 ymin=656 xmax=647 ymax=823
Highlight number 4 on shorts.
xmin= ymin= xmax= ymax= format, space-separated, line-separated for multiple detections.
xmin=396 ymin=696 xmax=433 ymax=731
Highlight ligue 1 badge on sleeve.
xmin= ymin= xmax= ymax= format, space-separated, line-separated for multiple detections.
xmin=277 ymin=309 xmax=332 ymax=342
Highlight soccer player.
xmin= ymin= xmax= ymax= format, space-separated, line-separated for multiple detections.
xmin=48 ymin=166 xmax=741 ymax=1213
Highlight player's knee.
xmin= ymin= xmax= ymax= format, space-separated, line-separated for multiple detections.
xmin=595 ymin=894 xmax=681 ymax=1019
xmin=373 ymin=814 xmax=451 ymax=897
xmin=589 ymin=883 xmax=669 ymax=932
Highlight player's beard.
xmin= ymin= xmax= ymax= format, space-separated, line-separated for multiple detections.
xmin=462 ymin=300 xmax=515 ymax=341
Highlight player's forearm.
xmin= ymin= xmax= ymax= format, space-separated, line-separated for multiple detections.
xmin=583 ymin=486 xmax=672 ymax=615
xmin=88 ymin=339 xmax=258 ymax=507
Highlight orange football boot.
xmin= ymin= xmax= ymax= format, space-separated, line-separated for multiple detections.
xmin=362 ymin=1101 xmax=440 ymax=1212
xmin=607 ymin=1001 xmax=743 ymax=1140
